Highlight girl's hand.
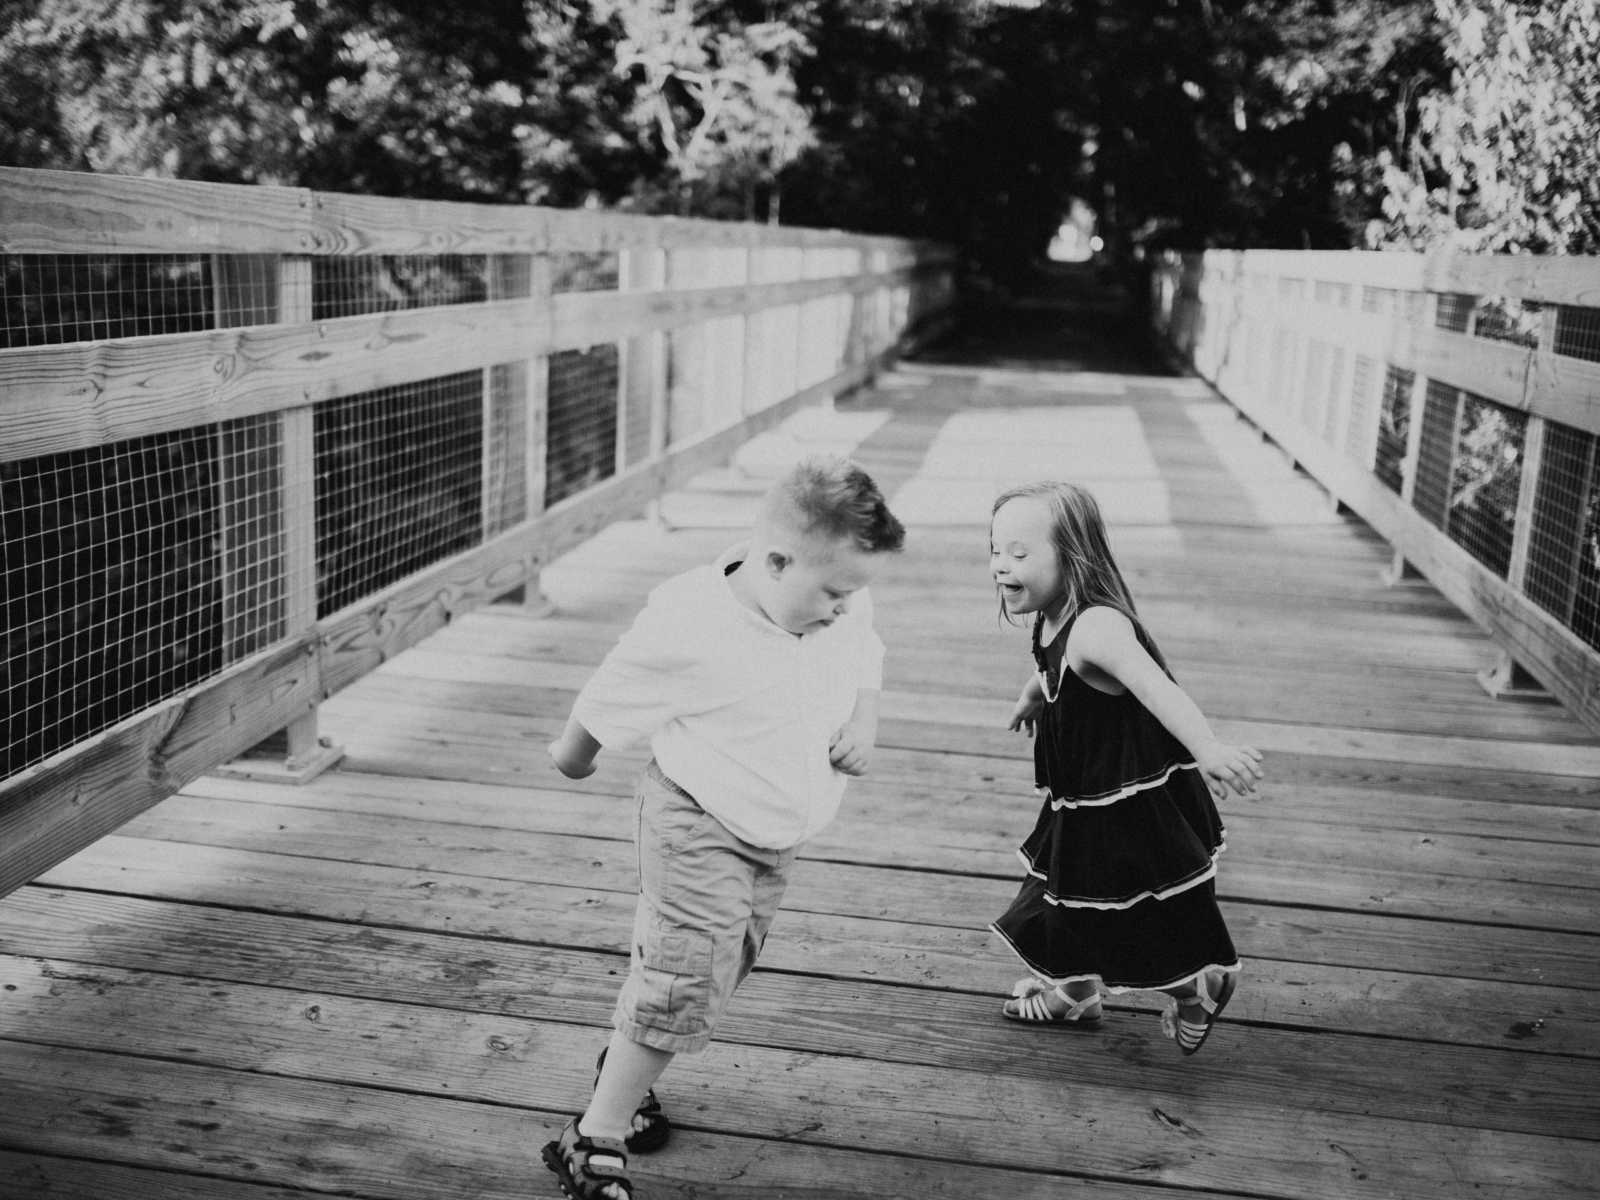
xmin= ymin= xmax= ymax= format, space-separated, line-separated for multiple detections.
xmin=1008 ymin=683 xmax=1045 ymax=736
xmin=1195 ymin=740 xmax=1263 ymax=799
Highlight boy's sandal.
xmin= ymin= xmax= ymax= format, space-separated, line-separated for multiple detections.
xmin=1161 ymin=970 xmax=1238 ymax=1056
xmin=594 ymin=1046 xmax=671 ymax=1153
xmin=1002 ymin=977 xmax=1104 ymax=1026
xmin=541 ymin=1118 xmax=632 ymax=1200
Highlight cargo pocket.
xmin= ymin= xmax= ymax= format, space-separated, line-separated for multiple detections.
xmin=633 ymin=923 xmax=714 ymax=1040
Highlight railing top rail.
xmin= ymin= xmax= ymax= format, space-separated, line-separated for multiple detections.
xmin=1158 ymin=247 xmax=1600 ymax=309
xmin=0 ymin=166 xmax=942 ymax=257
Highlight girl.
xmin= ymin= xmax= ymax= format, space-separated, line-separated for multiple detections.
xmin=987 ymin=481 xmax=1262 ymax=1055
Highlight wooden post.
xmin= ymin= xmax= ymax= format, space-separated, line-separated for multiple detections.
xmin=1478 ymin=306 xmax=1555 ymax=701
xmin=620 ymin=242 xmax=668 ymax=528
xmin=522 ymin=252 xmax=557 ymax=614
xmin=1381 ymin=358 xmax=1431 ymax=587
xmin=216 ymin=254 xmax=343 ymax=782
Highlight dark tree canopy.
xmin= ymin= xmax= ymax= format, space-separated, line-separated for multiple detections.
xmin=2 ymin=0 xmax=1588 ymax=273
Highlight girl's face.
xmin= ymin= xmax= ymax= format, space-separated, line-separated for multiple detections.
xmin=990 ymin=496 xmax=1067 ymax=619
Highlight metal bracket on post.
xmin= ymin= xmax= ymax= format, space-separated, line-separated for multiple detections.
xmin=1378 ymin=549 xmax=1422 ymax=587
xmin=1477 ymin=649 xmax=1556 ymax=703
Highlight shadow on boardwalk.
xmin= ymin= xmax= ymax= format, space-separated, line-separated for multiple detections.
xmin=2 ymin=267 xmax=1598 ymax=1199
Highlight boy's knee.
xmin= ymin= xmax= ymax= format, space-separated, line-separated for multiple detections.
xmin=616 ymin=918 xmax=716 ymax=1053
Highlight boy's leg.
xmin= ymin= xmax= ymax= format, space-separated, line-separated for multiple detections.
xmin=580 ymin=1031 xmax=673 ymax=1144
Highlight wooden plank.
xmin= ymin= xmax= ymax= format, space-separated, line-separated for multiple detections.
xmin=3 ymin=956 xmax=1594 ymax=1147
xmin=25 ymin=842 xmax=1600 ymax=1051
xmin=1 ymin=1151 xmax=335 ymax=1200
xmin=17 ymin=877 xmax=1600 ymax=1071
xmin=0 ymin=636 xmax=322 ymax=898
xmin=1170 ymin=248 xmax=1600 ymax=309
xmin=180 ymin=761 xmax=1600 ymax=854
xmin=0 ymin=983 xmax=1592 ymax=1198
xmin=0 ymin=268 xmax=936 ymax=463
xmin=0 ymin=1039 xmax=1249 ymax=1200
xmin=0 ymin=165 xmax=946 ymax=256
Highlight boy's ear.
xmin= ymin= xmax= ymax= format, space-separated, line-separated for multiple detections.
xmin=764 ymin=548 xmax=792 ymax=578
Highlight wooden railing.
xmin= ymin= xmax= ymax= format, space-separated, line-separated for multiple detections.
xmin=1150 ymin=249 xmax=1600 ymax=736
xmin=0 ymin=167 xmax=956 ymax=895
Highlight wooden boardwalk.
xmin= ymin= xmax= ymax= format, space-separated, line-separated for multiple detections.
xmin=3 ymin=304 xmax=1599 ymax=1199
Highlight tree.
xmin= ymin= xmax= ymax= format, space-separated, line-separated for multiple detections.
xmin=597 ymin=0 xmax=815 ymax=218
xmin=1369 ymin=0 xmax=1600 ymax=253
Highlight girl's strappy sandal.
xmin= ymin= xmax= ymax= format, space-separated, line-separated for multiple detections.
xmin=1002 ymin=976 xmax=1104 ymax=1026
xmin=594 ymin=1046 xmax=670 ymax=1153
xmin=541 ymin=1118 xmax=632 ymax=1200
xmin=1161 ymin=969 xmax=1237 ymax=1056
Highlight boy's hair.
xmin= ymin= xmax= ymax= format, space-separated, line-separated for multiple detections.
xmin=991 ymin=480 xmax=1167 ymax=669
xmin=768 ymin=456 xmax=906 ymax=555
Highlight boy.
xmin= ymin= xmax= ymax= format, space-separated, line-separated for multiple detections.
xmin=543 ymin=455 xmax=906 ymax=1200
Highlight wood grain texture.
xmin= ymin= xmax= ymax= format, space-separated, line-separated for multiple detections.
xmin=1 ymin=309 xmax=1595 ymax=1199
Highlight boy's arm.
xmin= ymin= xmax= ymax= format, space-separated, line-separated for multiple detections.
xmin=549 ymin=715 xmax=602 ymax=779
xmin=829 ymin=687 xmax=880 ymax=776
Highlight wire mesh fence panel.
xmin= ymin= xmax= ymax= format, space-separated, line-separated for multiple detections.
xmin=1321 ymin=347 xmax=1348 ymax=447
xmin=1300 ymin=339 xmax=1329 ymax=431
xmin=744 ymin=248 xmax=792 ymax=414
xmin=312 ymin=255 xmax=489 ymax=319
xmin=1360 ymin=285 xmax=1398 ymax=316
xmin=1400 ymin=290 xmax=1429 ymax=325
xmin=1 ymin=421 xmax=279 ymax=778
xmin=798 ymin=249 xmax=847 ymax=392
xmin=1268 ymin=326 xmax=1296 ymax=417
xmin=665 ymin=248 xmax=745 ymax=445
xmin=545 ymin=345 xmax=619 ymax=508
xmin=313 ymin=372 xmax=484 ymax=617
xmin=1470 ymin=296 xmax=1541 ymax=347
xmin=210 ymin=256 xmax=282 ymax=329
xmin=216 ymin=414 xmax=288 ymax=663
xmin=1313 ymin=280 xmax=1351 ymax=310
xmin=1 ymin=254 xmax=218 ymax=347
xmin=551 ymin=251 xmax=620 ymax=294
xmin=1444 ymin=393 xmax=1526 ymax=578
xmin=1553 ymin=305 xmax=1600 ymax=363
xmin=1412 ymin=381 xmax=1459 ymax=531
xmin=1525 ymin=422 xmax=1599 ymax=650
xmin=1374 ymin=366 xmax=1416 ymax=494
xmin=1434 ymin=292 xmax=1473 ymax=334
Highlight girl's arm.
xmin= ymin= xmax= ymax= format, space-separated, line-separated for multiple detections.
xmin=1008 ymin=671 xmax=1046 ymax=736
xmin=1070 ymin=607 xmax=1262 ymax=798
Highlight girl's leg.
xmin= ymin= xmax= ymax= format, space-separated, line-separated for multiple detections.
xmin=1158 ymin=967 xmax=1237 ymax=1055
xmin=1002 ymin=976 xmax=1103 ymax=1023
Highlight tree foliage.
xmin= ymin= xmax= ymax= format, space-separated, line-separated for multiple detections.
xmin=1369 ymin=0 xmax=1600 ymax=253
xmin=3 ymin=0 xmax=1591 ymax=269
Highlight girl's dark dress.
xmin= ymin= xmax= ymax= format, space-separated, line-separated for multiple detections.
xmin=990 ymin=610 xmax=1240 ymax=992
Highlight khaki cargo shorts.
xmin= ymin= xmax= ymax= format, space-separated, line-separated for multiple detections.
xmin=613 ymin=761 xmax=797 ymax=1053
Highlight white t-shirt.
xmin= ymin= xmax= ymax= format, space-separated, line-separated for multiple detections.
xmin=572 ymin=544 xmax=885 ymax=849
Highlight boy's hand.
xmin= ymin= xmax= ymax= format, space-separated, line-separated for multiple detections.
xmin=1194 ymin=740 xmax=1263 ymax=800
xmin=548 ymin=718 xmax=602 ymax=780
xmin=829 ymin=721 xmax=874 ymax=776
xmin=548 ymin=742 xmax=597 ymax=779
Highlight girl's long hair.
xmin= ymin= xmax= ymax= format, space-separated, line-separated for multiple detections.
xmin=991 ymin=481 xmax=1168 ymax=670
